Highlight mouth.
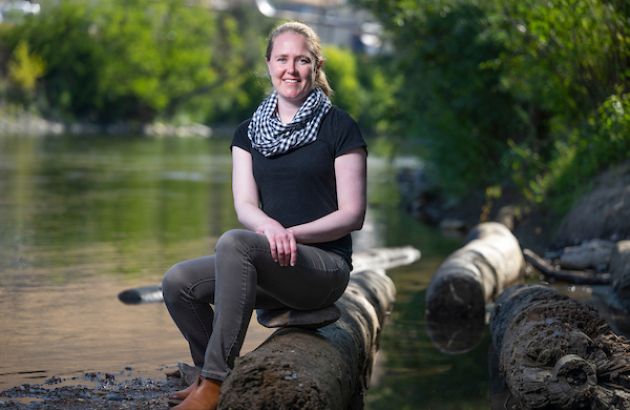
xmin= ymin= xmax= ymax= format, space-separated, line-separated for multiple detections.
xmin=283 ymin=79 xmax=300 ymax=83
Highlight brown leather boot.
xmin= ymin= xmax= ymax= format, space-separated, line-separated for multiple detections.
xmin=168 ymin=377 xmax=200 ymax=407
xmin=172 ymin=378 xmax=221 ymax=410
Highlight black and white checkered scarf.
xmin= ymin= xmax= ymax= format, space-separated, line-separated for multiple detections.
xmin=248 ymin=88 xmax=332 ymax=157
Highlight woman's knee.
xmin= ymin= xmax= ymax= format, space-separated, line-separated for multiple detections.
xmin=162 ymin=262 xmax=189 ymax=303
xmin=215 ymin=229 xmax=261 ymax=256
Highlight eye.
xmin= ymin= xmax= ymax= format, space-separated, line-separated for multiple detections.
xmin=276 ymin=57 xmax=287 ymax=63
xmin=299 ymin=58 xmax=311 ymax=65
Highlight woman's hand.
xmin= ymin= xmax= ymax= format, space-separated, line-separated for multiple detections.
xmin=256 ymin=224 xmax=297 ymax=267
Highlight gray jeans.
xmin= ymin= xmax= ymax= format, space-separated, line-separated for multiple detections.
xmin=162 ymin=229 xmax=350 ymax=381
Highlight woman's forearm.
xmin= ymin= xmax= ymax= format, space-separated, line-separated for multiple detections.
xmin=289 ymin=208 xmax=365 ymax=244
xmin=235 ymin=202 xmax=283 ymax=232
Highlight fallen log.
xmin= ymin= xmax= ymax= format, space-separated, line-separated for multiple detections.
xmin=118 ymin=246 xmax=420 ymax=305
xmin=350 ymin=246 xmax=421 ymax=273
xmin=425 ymin=222 xmax=524 ymax=322
xmin=490 ymin=284 xmax=630 ymax=409
xmin=425 ymin=222 xmax=524 ymax=353
xmin=218 ymin=268 xmax=397 ymax=410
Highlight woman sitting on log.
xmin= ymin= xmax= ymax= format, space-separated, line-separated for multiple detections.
xmin=161 ymin=21 xmax=368 ymax=410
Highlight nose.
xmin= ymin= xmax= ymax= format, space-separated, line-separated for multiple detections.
xmin=287 ymin=59 xmax=298 ymax=74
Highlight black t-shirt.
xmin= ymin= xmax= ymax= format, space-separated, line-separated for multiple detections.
xmin=231 ymin=106 xmax=367 ymax=265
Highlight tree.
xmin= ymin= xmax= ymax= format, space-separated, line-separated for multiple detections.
xmin=351 ymin=0 xmax=628 ymax=206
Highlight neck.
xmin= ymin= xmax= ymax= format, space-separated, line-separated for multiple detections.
xmin=276 ymin=97 xmax=302 ymax=124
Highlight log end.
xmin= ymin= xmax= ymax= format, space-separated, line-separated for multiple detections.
xmin=425 ymin=273 xmax=486 ymax=321
xmin=489 ymin=284 xmax=630 ymax=409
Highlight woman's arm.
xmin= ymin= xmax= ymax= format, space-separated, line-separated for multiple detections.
xmin=289 ymin=148 xmax=367 ymax=243
xmin=232 ymin=146 xmax=297 ymax=266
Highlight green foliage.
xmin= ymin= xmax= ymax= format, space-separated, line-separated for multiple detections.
xmin=355 ymin=55 xmax=402 ymax=137
xmin=357 ymin=1 xmax=520 ymax=194
xmin=4 ymin=1 xmax=106 ymax=120
xmin=202 ymin=7 xmax=272 ymax=125
xmin=8 ymin=40 xmax=45 ymax=94
xmin=543 ymin=92 xmax=630 ymax=212
xmin=93 ymin=0 xmax=218 ymax=121
xmin=490 ymin=0 xmax=629 ymax=204
xmin=0 ymin=1 xmax=273 ymax=123
xmin=351 ymin=0 xmax=629 ymax=210
xmin=323 ymin=45 xmax=364 ymax=118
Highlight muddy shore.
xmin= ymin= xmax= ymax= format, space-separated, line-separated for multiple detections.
xmin=0 ymin=368 xmax=183 ymax=409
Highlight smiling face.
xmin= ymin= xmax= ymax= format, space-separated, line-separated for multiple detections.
xmin=266 ymin=31 xmax=319 ymax=106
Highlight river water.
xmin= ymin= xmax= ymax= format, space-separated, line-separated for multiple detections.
xmin=0 ymin=134 xmax=491 ymax=408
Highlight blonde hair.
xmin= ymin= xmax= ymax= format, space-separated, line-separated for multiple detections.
xmin=265 ymin=21 xmax=333 ymax=97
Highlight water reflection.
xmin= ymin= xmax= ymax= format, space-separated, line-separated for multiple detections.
xmin=0 ymin=134 xmax=493 ymax=408
xmin=0 ymin=134 xmax=259 ymax=390
xmin=426 ymin=315 xmax=486 ymax=355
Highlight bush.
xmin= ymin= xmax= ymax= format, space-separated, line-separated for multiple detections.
xmin=351 ymin=0 xmax=629 ymax=209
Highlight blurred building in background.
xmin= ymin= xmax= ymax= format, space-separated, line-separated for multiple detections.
xmin=252 ymin=0 xmax=383 ymax=54
xmin=182 ymin=0 xmax=384 ymax=53
xmin=0 ymin=0 xmax=40 ymax=22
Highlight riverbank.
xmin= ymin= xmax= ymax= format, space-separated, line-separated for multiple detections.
xmin=0 ymin=109 xmax=213 ymax=138
xmin=0 ymin=368 xmax=184 ymax=409
xmin=397 ymin=160 xmax=630 ymax=256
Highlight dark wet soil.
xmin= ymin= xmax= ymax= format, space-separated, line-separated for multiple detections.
xmin=0 ymin=369 xmax=185 ymax=409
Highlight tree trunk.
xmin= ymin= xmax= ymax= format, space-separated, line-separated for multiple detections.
xmin=490 ymin=284 xmax=630 ymax=409
xmin=217 ymin=269 xmax=396 ymax=410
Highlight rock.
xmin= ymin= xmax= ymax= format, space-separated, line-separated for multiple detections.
xmin=611 ymin=240 xmax=630 ymax=310
xmin=558 ymin=239 xmax=615 ymax=271
xmin=553 ymin=161 xmax=630 ymax=247
xmin=523 ymin=247 xmax=611 ymax=285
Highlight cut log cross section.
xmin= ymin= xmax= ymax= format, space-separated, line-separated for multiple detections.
xmin=490 ymin=284 xmax=630 ymax=409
